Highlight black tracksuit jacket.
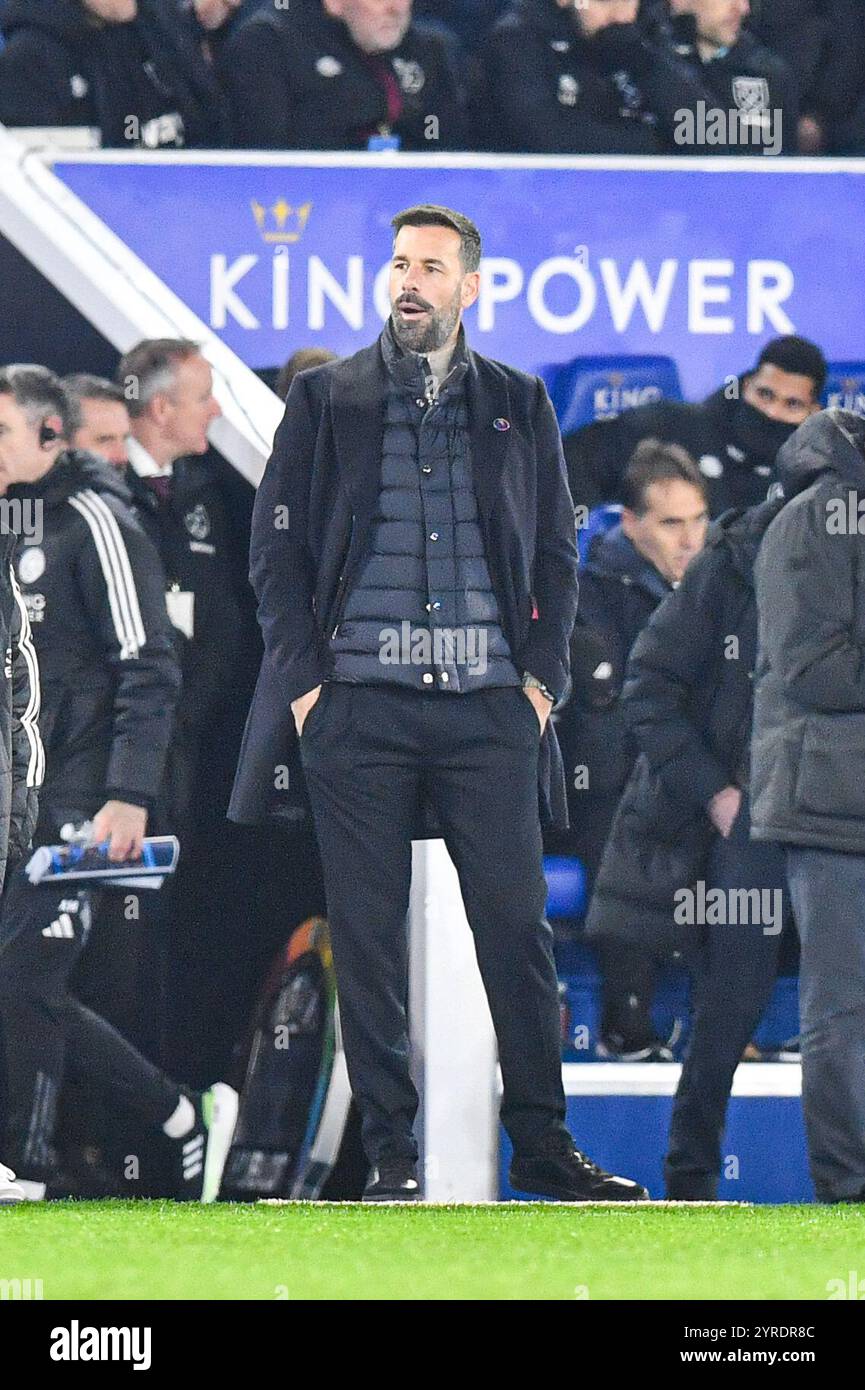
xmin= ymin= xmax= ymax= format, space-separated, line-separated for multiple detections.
xmin=7 ymin=452 xmax=181 ymax=831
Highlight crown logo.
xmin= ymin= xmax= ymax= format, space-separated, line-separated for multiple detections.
xmin=250 ymin=200 xmax=312 ymax=244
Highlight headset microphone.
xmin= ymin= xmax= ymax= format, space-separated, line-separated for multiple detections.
xmin=39 ymin=422 xmax=59 ymax=447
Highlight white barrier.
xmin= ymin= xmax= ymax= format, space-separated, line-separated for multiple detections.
xmin=408 ymin=839 xmax=499 ymax=1202
xmin=0 ymin=126 xmax=283 ymax=485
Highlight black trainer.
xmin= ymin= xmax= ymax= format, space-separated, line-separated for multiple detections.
xmin=363 ymin=1160 xmax=421 ymax=1203
xmin=510 ymin=1131 xmax=649 ymax=1202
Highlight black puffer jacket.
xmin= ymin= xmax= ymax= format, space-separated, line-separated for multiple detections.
xmin=0 ymin=534 xmax=43 ymax=890
xmin=751 ymin=410 xmax=865 ymax=854
xmin=557 ymin=525 xmax=670 ymax=812
xmin=0 ymin=0 xmax=226 ymax=147
xmin=585 ymin=496 xmax=783 ymax=953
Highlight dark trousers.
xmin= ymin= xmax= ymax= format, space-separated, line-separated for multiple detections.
xmin=0 ymin=869 xmax=179 ymax=1181
xmin=787 ymin=846 xmax=865 ymax=1202
xmin=664 ymin=802 xmax=786 ymax=1198
xmin=299 ymin=681 xmax=567 ymax=1167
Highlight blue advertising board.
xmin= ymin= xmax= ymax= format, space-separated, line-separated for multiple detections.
xmin=54 ymin=155 xmax=865 ymax=403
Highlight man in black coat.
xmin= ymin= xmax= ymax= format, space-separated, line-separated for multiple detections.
xmin=552 ymin=440 xmax=709 ymax=1059
xmin=749 ymin=0 xmax=863 ymax=153
xmin=0 ymin=0 xmax=227 ymax=148
xmin=564 ymin=335 xmax=827 ymax=516
xmin=664 ymin=0 xmax=799 ymax=154
xmin=232 ymin=203 xmax=648 ymax=1203
xmin=222 ymin=0 xmax=471 ymax=151
xmin=752 ymin=410 xmax=865 ymax=1202
xmin=621 ymin=496 xmax=790 ymax=1198
xmin=477 ymin=0 xmax=726 ymax=155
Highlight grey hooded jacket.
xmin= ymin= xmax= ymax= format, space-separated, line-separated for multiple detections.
xmin=751 ymin=409 xmax=865 ymax=853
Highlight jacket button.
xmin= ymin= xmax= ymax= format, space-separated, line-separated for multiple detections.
xmin=421 ymin=465 xmax=432 ymax=474
xmin=416 ymin=398 xmax=426 ymax=407
xmin=422 ymin=673 xmax=433 ymax=684
xmin=440 ymin=672 xmax=449 ymax=683
xmin=429 ymin=532 xmax=438 ymax=541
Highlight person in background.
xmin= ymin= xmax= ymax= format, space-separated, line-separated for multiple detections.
xmin=65 ymin=374 xmax=130 ymax=469
xmin=564 ymin=335 xmax=827 ymax=516
xmin=115 ymin=338 xmax=250 ymax=1080
xmin=477 ymin=0 xmax=729 ymax=155
xmin=618 ymin=484 xmax=790 ymax=1197
xmin=0 ymin=365 xmax=236 ymax=1202
xmin=221 ymin=0 xmax=472 ymax=151
xmin=564 ymin=441 xmax=709 ymax=1060
xmin=752 ymin=409 xmax=865 ymax=1203
xmin=275 ymin=348 xmax=339 ymax=403
xmin=0 ymin=0 xmax=227 ymax=148
xmin=663 ymin=0 xmax=798 ymax=155
xmin=749 ymin=0 xmax=863 ymax=154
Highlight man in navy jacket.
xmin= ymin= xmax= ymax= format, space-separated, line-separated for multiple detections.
xmin=232 ymin=204 xmax=647 ymax=1203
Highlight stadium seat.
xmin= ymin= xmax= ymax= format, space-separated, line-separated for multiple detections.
xmin=822 ymin=362 xmax=865 ymax=415
xmin=578 ymin=501 xmax=623 ymax=564
xmin=543 ymin=854 xmax=587 ymax=920
xmin=540 ymin=354 xmax=683 ymax=436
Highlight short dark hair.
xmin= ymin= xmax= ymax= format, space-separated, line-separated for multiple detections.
xmin=621 ymin=438 xmax=707 ymax=515
xmin=115 ymin=338 xmax=200 ymax=418
xmin=63 ymin=373 xmax=126 ymax=407
xmin=275 ymin=348 xmax=338 ymax=402
xmin=0 ymin=363 xmax=79 ymax=438
xmin=755 ymin=335 xmax=827 ymax=396
xmin=391 ymin=204 xmax=481 ymax=273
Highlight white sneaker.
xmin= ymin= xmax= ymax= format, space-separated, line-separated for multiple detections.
xmin=0 ymin=1163 xmax=26 ymax=1205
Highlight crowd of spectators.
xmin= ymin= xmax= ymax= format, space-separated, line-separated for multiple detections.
xmin=0 ymin=0 xmax=864 ymax=156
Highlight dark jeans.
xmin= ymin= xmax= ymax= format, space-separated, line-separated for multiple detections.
xmin=299 ymin=681 xmax=567 ymax=1167
xmin=0 ymin=869 xmax=179 ymax=1182
xmin=664 ymin=801 xmax=787 ymax=1199
xmin=786 ymin=846 xmax=865 ymax=1202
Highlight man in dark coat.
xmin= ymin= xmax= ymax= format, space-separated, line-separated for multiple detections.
xmin=552 ymin=440 xmax=708 ymax=1058
xmin=564 ymin=335 xmax=827 ymax=516
xmin=664 ymin=0 xmax=799 ymax=154
xmin=627 ymin=495 xmax=792 ymax=1197
xmin=477 ymin=0 xmax=725 ymax=155
xmin=232 ymin=203 xmax=648 ymax=1203
xmin=0 ymin=0 xmax=227 ymax=148
xmin=222 ymin=0 xmax=471 ymax=151
xmin=752 ymin=409 xmax=865 ymax=1202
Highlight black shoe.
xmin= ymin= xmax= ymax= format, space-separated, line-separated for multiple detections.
xmin=510 ymin=1132 xmax=649 ymax=1202
xmin=596 ymin=1035 xmax=674 ymax=1062
xmin=363 ymin=1160 xmax=421 ymax=1202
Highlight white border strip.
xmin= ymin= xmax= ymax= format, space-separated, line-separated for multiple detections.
xmin=36 ymin=148 xmax=865 ymax=176
xmin=563 ymin=1062 xmax=801 ymax=1098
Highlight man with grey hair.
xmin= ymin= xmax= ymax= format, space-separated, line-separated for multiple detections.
xmin=232 ymin=204 xmax=648 ymax=1202
xmin=222 ymin=0 xmax=471 ymax=150
xmin=115 ymin=338 xmax=250 ymax=1077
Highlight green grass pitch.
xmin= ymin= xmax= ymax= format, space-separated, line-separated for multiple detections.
xmin=0 ymin=1202 xmax=863 ymax=1300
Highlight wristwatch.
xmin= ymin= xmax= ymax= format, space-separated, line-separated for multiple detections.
xmin=522 ymin=672 xmax=554 ymax=703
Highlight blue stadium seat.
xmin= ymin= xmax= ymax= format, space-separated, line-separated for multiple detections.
xmin=822 ymin=362 xmax=865 ymax=415
xmin=543 ymin=855 xmax=587 ymax=920
xmin=578 ymin=502 xmax=623 ymax=564
xmin=541 ymin=354 xmax=683 ymax=436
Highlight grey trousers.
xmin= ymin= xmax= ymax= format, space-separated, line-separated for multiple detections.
xmin=786 ymin=846 xmax=865 ymax=1202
